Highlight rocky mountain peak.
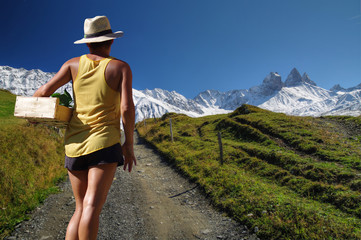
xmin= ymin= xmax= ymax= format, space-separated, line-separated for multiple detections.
xmin=263 ymin=72 xmax=283 ymax=87
xmin=257 ymin=72 xmax=283 ymax=95
xmin=284 ymin=68 xmax=303 ymax=87
xmin=330 ymin=84 xmax=345 ymax=92
xmin=301 ymin=73 xmax=317 ymax=86
xmin=330 ymin=83 xmax=361 ymax=92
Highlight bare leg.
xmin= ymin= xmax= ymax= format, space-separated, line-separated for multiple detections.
xmin=66 ymin=169 xmax=88 ymax=240
xmin=78 ymin=163 xmax=117 ymax=240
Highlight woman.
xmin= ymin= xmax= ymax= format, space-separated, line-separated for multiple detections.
xmin=33 ymin=16 xmax=136 ymax=239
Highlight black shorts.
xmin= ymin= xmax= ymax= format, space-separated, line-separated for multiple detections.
xmin=65 ymin=143 xmax=124 ymax=171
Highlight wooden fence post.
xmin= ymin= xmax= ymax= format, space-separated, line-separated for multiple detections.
xmin=170 ymin=118 xmax=174 ymax=143
xmin=218 ymin=132 xmax=223 ymax=165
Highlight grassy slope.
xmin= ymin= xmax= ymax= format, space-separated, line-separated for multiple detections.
xmin=0 ymin=90 xmax=67 ymax=238
xmin=137 ymin=105 xmax=361 ymax=240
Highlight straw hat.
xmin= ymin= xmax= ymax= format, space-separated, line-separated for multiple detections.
xmin=74 ymin=16 xmax=123 ymax=44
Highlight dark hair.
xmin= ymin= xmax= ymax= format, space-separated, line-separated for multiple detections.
xmin=88 ymin=40 xmax=113 ymax=50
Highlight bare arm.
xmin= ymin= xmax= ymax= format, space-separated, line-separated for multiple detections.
xmin=33 ymin=59 xmax=76 ymax=97
xmin=119 ymin=62 xmax=136 ymax=172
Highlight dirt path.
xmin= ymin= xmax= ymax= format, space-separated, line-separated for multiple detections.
xmin=6 ymin=133 xmax=256 ymax=240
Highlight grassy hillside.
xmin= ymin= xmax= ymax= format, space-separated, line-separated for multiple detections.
xmin=0 ymin=90 xmax=67 ymax=238
xmin=137 ymin=105 xmax=361 ymax=239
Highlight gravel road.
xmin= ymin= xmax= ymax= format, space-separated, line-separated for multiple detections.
xmin=6 ymin=132 xmax=257 ymax=240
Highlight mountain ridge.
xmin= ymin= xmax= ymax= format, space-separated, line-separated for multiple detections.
xmin=0 ymin=65 xmax=360 ymax=121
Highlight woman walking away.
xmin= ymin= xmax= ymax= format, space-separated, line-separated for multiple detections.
xmin=32 ymin=16 xmax=136 ymax=239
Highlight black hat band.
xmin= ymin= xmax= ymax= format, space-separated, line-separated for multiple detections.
xmin=84 ymin=29 xmax=113 ymax=38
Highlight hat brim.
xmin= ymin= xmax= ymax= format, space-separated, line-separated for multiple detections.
xmin=74 ymin=31 xmax=123 ymax=44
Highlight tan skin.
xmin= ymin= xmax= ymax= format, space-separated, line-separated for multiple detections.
xmin=33 ymin=40 xmax=136 ymax=240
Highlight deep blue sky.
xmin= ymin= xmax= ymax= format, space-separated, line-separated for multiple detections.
xmin=1 ymin=0 xmax=360 ymax=98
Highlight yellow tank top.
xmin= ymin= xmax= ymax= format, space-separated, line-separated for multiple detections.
xmin=64 ymin=55 xmax=121 ymax=157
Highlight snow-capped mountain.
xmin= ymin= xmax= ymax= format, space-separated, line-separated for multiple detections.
xmin=0 ymin=66 xmax=72 ymax=97
xmin=1 ymin=65 xmax=360 ymax=122
xmin=194 ymin=68 xmax=360 ymax=117
xmin=133 ymin=89 xmax=229 ymax=121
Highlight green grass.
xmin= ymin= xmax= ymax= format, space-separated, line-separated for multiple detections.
xmin=0 ymin=89 xmax=24 ymax=125
xmin=137 ymin=105 xmax=361 ymax=239
xmin=0 ymin=90 xmax=67 ymax=238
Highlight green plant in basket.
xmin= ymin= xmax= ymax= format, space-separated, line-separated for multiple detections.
xmin=51 ymin=89 xmax=73 ymax=107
